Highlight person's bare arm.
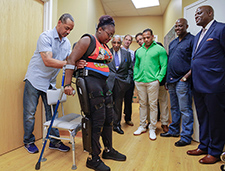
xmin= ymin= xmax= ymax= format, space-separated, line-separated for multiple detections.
xmin=180 ymin=70 xmax=192 ymax=82
xmin=64 ymin=36 xmax=91 ymax=95
xmin=40 ymin=51 xmax=66 ymax=68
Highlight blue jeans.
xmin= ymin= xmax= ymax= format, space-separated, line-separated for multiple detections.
xmin=168 ymin=81 xmax=193 ymax=143
xmin=23 ymin=80 xmax=60 ymax=144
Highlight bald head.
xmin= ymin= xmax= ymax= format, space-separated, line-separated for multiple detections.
xmin=177 ymin=18 xmax=187 ymax=25
xmin=195 ymin=5 xmax=214 ymax=28
xmin=175 ymin=18 xmax=188 ymax=39
xmin=202 ymin=5 xmax=214 ymax=18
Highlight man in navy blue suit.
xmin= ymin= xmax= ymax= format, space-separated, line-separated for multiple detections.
xmin=187 ymin=5 xmax=225 ymax=164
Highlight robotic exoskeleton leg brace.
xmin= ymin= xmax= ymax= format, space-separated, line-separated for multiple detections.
xmin=76 ymin=76 xmax=92 ymax=153
xmin=76 ymin=71 xmax=114 ymax=157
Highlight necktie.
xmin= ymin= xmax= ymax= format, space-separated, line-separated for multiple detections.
xmin=114 ymin=52 xmax=119 ymax=69
xmin=195 ymin=28 xmax=207 ymax=52
xmin=200 ymin=28 xmax=207 ymax=39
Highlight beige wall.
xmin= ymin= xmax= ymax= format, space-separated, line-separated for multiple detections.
xmin=163 ymin=0 xmax=182 ymax=36
xmin=87 ymin=0 xmax=105 ymax=33
xmin=56 ymin=0 xmax=105 ymax=44
xmin=182 ymin=0 xmax=198 ymax=13
xmin=55 ymin=0 xmax=105 ymax=115
xmin=113 ymin=16 xmax=163 ymax=51
xmin=112 ymin=0 xmax=198 ymax=51
xmin=52 ymin=0 xmax=58 ymax=27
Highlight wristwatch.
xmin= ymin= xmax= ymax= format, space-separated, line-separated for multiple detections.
xmin=182 ymin=77 xmax=187 ymax=81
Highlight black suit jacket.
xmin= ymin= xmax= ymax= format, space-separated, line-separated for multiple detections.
xmin=107 ymin=48 xmax=133 ymax=91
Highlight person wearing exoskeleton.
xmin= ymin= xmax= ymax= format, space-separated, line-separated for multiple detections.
xmin=64 ymin=15 xmax=126 ymax=171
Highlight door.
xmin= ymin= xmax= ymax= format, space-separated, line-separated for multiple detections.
xmin=0 ymin=0 xmax=44 ymax=155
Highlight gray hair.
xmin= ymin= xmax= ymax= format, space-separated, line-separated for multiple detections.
xmin=59 ymin=13 xmax=74 ymax=23
xmin=112 ymin=35 xmax=122 ymax=42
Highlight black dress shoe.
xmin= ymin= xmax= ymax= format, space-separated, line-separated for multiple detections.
xmin=102 ymin=148 xmax=126 ymax=161
xmin=125 ymin=121 xmax=134 ymax=126
xmin=146 ymin=122 xmax=150 ymax=129
xmin=86 ymin=156 xmax=110 ymax=171
xmin=113 ymin=126 xmax=124 ymax=134
xmin=175 ymin=140 xmax=191 ymax=147
xmin=160 ymin=132 xmax=179 ymax=137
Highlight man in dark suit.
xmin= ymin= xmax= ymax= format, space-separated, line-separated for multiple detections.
xmin=122 ymin=34 xmax=135 ymax=126
xmin=187 ymin=5 xmax=225 ymax=164
xmin=108 ymin=35 xmax=133 ymax=134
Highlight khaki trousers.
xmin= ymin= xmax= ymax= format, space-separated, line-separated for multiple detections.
xmin=135 ymin=81 xmax=159 ymax=130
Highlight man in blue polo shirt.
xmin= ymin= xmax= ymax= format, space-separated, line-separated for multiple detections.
xmin=160 ymin=18 xmax=194 ymax=147
xmin=23 ymin=13 xmax=76 ymax=154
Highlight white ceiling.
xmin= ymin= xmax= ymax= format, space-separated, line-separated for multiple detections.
xmin=100 ymin=0 xmax=171 ymax=17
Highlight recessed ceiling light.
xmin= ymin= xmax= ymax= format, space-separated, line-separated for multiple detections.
xmin=131 ymin=0 xmax=160 ymax=9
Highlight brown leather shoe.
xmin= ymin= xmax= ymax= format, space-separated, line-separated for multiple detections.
xmin=187 ymin=148 xmax=207 ymax=155
xmin=199 ymin=154 xmax=220 ymax=164
xmin=161 ymin=125 xmax=169 ymax=133
xmin=125 ymin=121 xmax=134 ymax=126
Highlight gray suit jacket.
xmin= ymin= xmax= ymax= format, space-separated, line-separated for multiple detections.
xmin=107 ymin=48 xmax=133 ymax=91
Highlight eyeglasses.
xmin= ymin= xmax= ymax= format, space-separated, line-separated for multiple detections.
xmin=103 ymin=29 xmax=113 ymax=38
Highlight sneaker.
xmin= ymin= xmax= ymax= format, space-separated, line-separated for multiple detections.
xmin=133 ymin=126 xmax=147 ymax=135
xmin=86 ymin=156 xmax=110 ymax=171
xmin=49 ymin=141 xmax=70 ymax=152
xmin=102 ymin=148 xmax=126 ymax=161
xmin=149 ymin=129 xmax=156 ymax=140
xmin=24 ymin=143 xmax=39 ymax=154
